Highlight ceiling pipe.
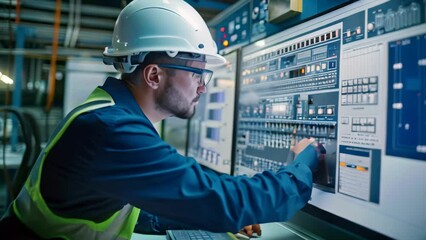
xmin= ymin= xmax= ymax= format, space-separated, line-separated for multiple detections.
xmin=0 ymin=23 xmax=112 ymax=46
xmin=0 ymin=47 xmax=103 ymax=58
xmin=0 ymin=0 xmax=120 ymax=18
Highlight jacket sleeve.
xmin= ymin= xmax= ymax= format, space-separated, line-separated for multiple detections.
xmin=134 ymin=210 xmax=196 ymax=234
xmin=84 ymin=113 xmax=317 ymax=233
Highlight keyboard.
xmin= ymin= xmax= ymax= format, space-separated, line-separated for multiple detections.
xmin=166 ymin=229 xmax=237 ymax=240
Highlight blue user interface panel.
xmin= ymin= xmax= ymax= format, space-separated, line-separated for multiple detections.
xmin=232 ymin=0 xmax=426 ymax=239
xmin=387 ymin=33 xmax=426 ymax=161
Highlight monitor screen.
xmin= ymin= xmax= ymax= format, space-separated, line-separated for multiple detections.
xmin=232 ymin=0 xmax=426 ymax=239
xmin=186 ymin=51 xmax=238 ymax=174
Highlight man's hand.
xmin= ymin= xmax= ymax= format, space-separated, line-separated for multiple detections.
xmin=290 ymin=138 xmax=316 ymax=156
xmin=239 ymin=224 xmax=261 ymax=237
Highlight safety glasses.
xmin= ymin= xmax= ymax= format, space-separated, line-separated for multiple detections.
xmin=157 ymin=64 xmax=213 ymax=86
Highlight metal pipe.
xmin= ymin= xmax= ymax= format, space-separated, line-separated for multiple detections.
xmin=15 ymin=0 xmax=20 ymax=24
xmin=0 ymin=47 xmax=103 ymax=58
xmin=64 ymin=0 xmax=75 ymax=47
xmin=11 ymin=26 xmax=26 ymax=151
xmin=70 ymin=0 xmax=81 ymax=48
xmin=0 ymin=0 xmax=120 ymax=17
xmin=45 ymin=0 xmax=61 ymax=113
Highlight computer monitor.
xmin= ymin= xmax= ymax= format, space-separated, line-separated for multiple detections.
xmin=232 ymin=0 xmax=426 ymax=239
xmin=186 ymin=51 xmax=239 ymax=174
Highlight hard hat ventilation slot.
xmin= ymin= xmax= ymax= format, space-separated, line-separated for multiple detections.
xmin=166 ymin=51 xmax=179 ymax=58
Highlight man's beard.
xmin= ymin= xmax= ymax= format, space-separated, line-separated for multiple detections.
xmin=156 ymin=81 xmax=198 ymax=119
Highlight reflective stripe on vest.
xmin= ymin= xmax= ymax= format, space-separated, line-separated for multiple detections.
xmin=13 ymin=87 xmax=141 ymax=240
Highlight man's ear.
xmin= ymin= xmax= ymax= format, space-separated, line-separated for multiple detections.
xmin=143 ymin=64 xmax=163 ymax=89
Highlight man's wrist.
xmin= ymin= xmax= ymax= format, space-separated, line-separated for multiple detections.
xmin=293 ymin=144 xmax=318 ymax=171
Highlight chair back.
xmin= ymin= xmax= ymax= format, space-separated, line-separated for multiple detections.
xmin=0 ymin=107 xmax=41 ymax=200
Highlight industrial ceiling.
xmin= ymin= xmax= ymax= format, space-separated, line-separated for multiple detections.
xmin=0 ymin=0 xmax=237 ymax=59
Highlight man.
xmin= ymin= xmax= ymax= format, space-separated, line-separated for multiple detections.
xmin=0 ymin=0 xmax=319 ymax=239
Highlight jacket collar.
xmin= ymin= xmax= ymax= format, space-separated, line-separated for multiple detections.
xmin=100 ymin=77 xmax=144 ymax=116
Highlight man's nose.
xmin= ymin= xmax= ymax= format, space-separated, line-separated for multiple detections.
xmin=197 ymin=84 xmax=207 ymax=94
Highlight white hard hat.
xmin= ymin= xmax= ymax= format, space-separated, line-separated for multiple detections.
xmin=103 ymin=0 xmax=226 ymax=73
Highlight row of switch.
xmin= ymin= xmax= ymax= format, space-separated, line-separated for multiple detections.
xmin=237 ymin=155 xmax=285 ymax=173
xmin=342 ymin=77 xmax=377 ymax=86
xmin=342 ymin=84 xmax=378 ymax=94
xmin=308 ymin=106 xmax=335 ymax=116
xmin=242 ymin=70 xmax=336 ymax=87
xmin=248 ymin=132 xmax=332 ymax=149
xmin=341 ymin=116 xmax=377 ymax=133
xmin=368 ymin=2 xmax=422 ymax=34
xmin=243 ymin=29 xmax=340 ymax=67
xmin=341 ymin=93 xmax=378 ymax=105
xmin=200 ymin=148 xmax=222 ymax=166
xmin=240 ymin=122 xmax=336 ymax=136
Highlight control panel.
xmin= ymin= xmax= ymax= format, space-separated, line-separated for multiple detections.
xmin=235 ymin=25 xmax=342 ymax=191
xmin=211 ymin=0 xmax=357 ymax=53
xmin=367 ymin=0 xmax=424 ymax=37
xmin=213 ymin=1 xmax=251 ymax=51
xmin=231 ymin=0 xmax=426 ymax=238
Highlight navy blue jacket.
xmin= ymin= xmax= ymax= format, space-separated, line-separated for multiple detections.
xmin=41 ymin=77 xmax=318 ymax=233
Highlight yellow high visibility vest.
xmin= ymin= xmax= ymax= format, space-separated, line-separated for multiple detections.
xmin=13 ymin=87 xmax=140 ymax=240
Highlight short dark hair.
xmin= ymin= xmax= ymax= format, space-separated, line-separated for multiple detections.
xmin=121 ymin=52 xmax=189 ymax=83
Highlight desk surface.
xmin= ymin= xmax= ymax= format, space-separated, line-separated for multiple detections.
xmin=131 ymin=222 xmax=311 ymax=240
